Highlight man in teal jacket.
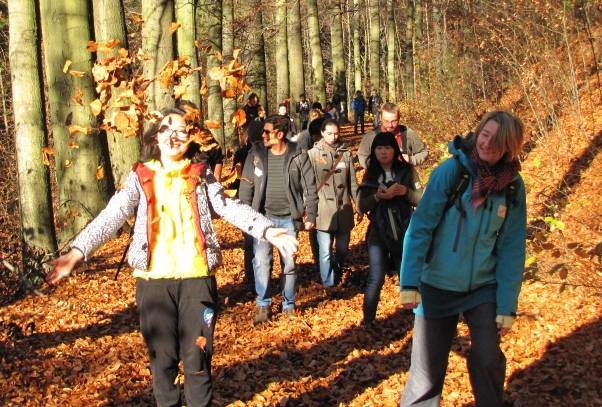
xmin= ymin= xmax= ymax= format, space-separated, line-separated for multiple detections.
xmin=399 ymin=111 xmax=527 ymax=407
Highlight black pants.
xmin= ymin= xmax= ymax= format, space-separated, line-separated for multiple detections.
xmin=136 ymin=277 xmax=218 ymax=407
xmin=243 ymin=232 xmax=255 ymax=291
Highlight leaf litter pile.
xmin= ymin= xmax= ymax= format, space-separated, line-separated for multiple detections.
xmin=1 ymin=116 xmax=602 ymax=406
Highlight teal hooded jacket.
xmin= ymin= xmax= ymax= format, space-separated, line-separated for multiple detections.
xmin=400 ymin=136 xmax=527 ymax=316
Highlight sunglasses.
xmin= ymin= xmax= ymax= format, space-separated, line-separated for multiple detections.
xmin=159 ymin=125 xmax=189 ymax=142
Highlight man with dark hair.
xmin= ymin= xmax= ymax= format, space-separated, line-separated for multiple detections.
xmin=351 ymin=90 xmax=366 ymax=135
xmin=367 ymin=89 xmax=383 ymax=128
xmin=357 ymin=102 xmax=428 ymax=169
xmin=296 ymin=93 xmax=311 ymax=130
xmin=239 ymin=115 xmax=318 ymax=324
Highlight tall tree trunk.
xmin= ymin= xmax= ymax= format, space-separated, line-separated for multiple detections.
xmin=40 ymin=0 xmax=109 ymax=244
xmin=142 ymin=0 xmax=175 ymax=112
xmin=413 ymin=0 xmax=423 ymax=97
xmin=247 ymin=0 xmax=268 ymax=110
xmin=353 ymin=0 xmax=362 ymax=92
xmin=275 ymin=0 xmax=289 ymax=104
xmin=307 ymin=0 xmax=326 ymax=105
xmin=176 ymin=0 xmax=201 ymax=107
xmin=8 ymin=0 xmax=57 ymax=256
xmin=404 ymin=0 xmax=415 ymax=99
xmin=93 ymin=0 xmax=140 ymax=188
xmin=287 ymin=0 xmax=304 ymax=128
xmin=199 ymin=1 xmax=225 ymax=149
xmin=331 ymin=0 xmax=347 ymax=120
xmin=222 ymin=0 xmax=237 ymax=149
xmin=386 ymin=0 xmax=397 ymax=101
xmin=368 ymin=0 xmax=380 ymax=90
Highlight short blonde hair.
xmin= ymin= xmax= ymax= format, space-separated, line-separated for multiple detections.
xmin=474 ymin=111 xmax=524 ymax=161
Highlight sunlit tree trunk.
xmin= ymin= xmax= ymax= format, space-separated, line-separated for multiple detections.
xmin=40 ymin=0 xmax=110 ymax=243
xmin=275 ymin=0 xmax=289 ymax=104
xmin=331 ymin=0 xmax=347 ymax=120
xmin=368 ymin=0 xmax=380 ymax=90
xmin=142 ymin=0 xmax=175 ymax=112
xmin=93 ymin=0 xmax=140 ymax=188
xmin=386 ymin=0 xmax=397 ymax=101
xmin=353 ymin=0 xmax=362 ymax=92
xmin=8 ymin=0 xmax=57 ymax=256
xmin=287 ymin=0 xmax=305 ymax=128
xmin=307 ymin=0 xmax=326 ymax=105
xmin=222 ymin=0 xmax=237 ymax=149
xmin=404 ymin=0 xmax=415 ymax=99
xmin=247 ymin=0 xmax=268 ymax=110
xmin=176 ymin=0 xmax=201 ymax=107
xmin=199 ymin=1 xmax=225 ymax=149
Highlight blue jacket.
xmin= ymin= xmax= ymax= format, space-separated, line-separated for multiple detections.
xmin=400 ymin=137 xmax=527 ymax=316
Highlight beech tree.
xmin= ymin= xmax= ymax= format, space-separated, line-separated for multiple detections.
xmin=307 ymin=0 xmax=326 ymax=105
xmin=331 ymin=0 xmax=347 ymax=120
xmin=8 ymin=0 xmax=57 ymax=257
xmin=287 ymin=0 xmax=304 ymax=126
xmin=93 ymin=0 xmax=140 ymax=188
xmin=176 ymin=0 xmax=201 ymax=107
xmin=39 ymin=0 xmax=109 ymax=243
xmin=275 ymin=0 xmax=289 ymax=104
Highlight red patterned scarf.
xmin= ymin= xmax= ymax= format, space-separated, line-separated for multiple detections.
xmin=470 ymin=148 xmax=520 ymax=209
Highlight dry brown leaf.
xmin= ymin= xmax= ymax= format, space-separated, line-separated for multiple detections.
xmin=62 ymin=60 xmax=72 ymax=73
xmin=86 ymin=41 xmax=98 ymax=52
xmin=90 ymin=99 xmax=103 ymax=117
xmin=174 ymin=84 xmax=188 ymax=100
xmin=232 ymin=108 xmax=247 ymax=128
xmin=169 ymin=22 xmax=181 ymax=33
xmin=64 ymin=160 xmax=72 ymax=168
xmin=195 ymin=336 xmax=207 ymax=350
xmin=96 ymin=165 xmax=105 ymax=180
xmin=72 ymin=89 xmax=84 ymax=106
xmin=68 ymin=125 xmax=89 ymax=136
xmin=222 ymin=89 xmax=236 ymax=99
xmin=130 ymin=14 xmax=144 ymax=25
xmin=204 ymin=120 xmax=222 ymax=129
xmin=41 ymin=147 xmax=54 ymax=166
xmin=69 ymin=70 xmax=86 ymax=78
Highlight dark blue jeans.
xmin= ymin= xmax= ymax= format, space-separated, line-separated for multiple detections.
xmin=363 ymin=240 xmax=400 ymax=324
xmin=354 ymin=111 xmax=365 ymax=134
xmin=401 ymin=302 xmax=505 ymax=406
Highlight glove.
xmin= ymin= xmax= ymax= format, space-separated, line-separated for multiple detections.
xmin=495 ymin=315 xmax=515 ymax=335
xmin=400 ymin=290 xmax=421 ymax=309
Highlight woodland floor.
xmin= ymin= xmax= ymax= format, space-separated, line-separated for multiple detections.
xmin=1 ymin=117 xmax=601 ymax=406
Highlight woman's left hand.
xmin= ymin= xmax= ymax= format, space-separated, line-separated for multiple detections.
xmin=265 ymin=227 xmax=299 ymax=258
xmin=496 ymin=315 xmax=515 ymax=336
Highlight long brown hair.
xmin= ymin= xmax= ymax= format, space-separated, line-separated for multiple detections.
xmin=474 ymin=111 xmax=524 ymax=161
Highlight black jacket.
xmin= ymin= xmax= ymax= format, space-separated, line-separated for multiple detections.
xmin=239 ymin=142 xmax=318 ymax=230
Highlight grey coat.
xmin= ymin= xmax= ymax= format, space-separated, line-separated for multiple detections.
xmin=357 ymin=126 xmax=428 ymax=169
xmin=71 ymin=165 xmax=273 ymax=272
xmin=308 ymin=140 xmax=359 ymax=232
xmin=239 ymin=141 xmax=318 ymax=231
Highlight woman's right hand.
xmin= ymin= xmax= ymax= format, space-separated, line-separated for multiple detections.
xmin=376 ymin=183 xmax=407 ymax=200
xmin=46 ymin=249 xmax=84 ymax=286
xmin=400 ymin=290 xmax=421 ymax=309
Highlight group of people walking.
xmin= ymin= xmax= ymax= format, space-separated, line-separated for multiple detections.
xmin=46 ymin=90 xmax=527 ymax=407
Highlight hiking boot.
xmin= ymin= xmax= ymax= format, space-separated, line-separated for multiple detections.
xmin=254 ymin=306 xmax=270 ymax=325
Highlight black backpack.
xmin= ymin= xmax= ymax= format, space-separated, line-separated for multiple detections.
xmin=424 ymin=152 xmax=519 ymax=263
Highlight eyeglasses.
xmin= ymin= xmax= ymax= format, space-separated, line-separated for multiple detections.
xmin=262 ymin=128 xmax=276 ymax=135
xmin=159 ymin=126 xmax=189 ymax=142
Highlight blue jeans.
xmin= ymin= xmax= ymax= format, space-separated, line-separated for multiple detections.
xmin=315 ymin=229 xmax=350 ymax=287
xmin=253 ymin=215 xmax=297 ymax=310
xmin=401 ymin=302 xmax=505 ymax=406
xmin=363 ymin=241 xmax=400 ymax=324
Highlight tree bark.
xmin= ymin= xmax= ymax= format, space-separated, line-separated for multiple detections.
xmin=307 ymin=0 xmax=326 ymax=105
xmin=93 ymin=0 xmax=141 ymax=188
xmin=404 ymin=0 xmax=415 ymax=99
xmin=40 ymin=0 xmax=110 ymax=244
xmin=176 ymin=0 xmax=201 ymax=107
xmin=275 ymin=0 xmax=289 ymax=104
xmin=287 ymin=0 xmax=305 ymax=128
xmin=222 ymin=0 xmax=237 ymax=149
xmin=199 ymin=1 xmax=225 ymax=149
xmin=331 ymin=0 xmax=347 ymax=120
xmin=368 ymin=0 xmax=380 ymax=90
xmin=142 ymin=0 xmax=175 ymax=112
xmin=8 ymin=0 xmax=57 ymax=255
xmin=353 ymin=0 xmax=362 ymax=92
xmin=246 ymin=0 xmax=268 ymax=111
xmin=386 ymin=0 xmax=397 ymax=101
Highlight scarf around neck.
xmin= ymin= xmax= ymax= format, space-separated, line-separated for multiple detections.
xmin=470 ymin=148 xmax=520 ymax=209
